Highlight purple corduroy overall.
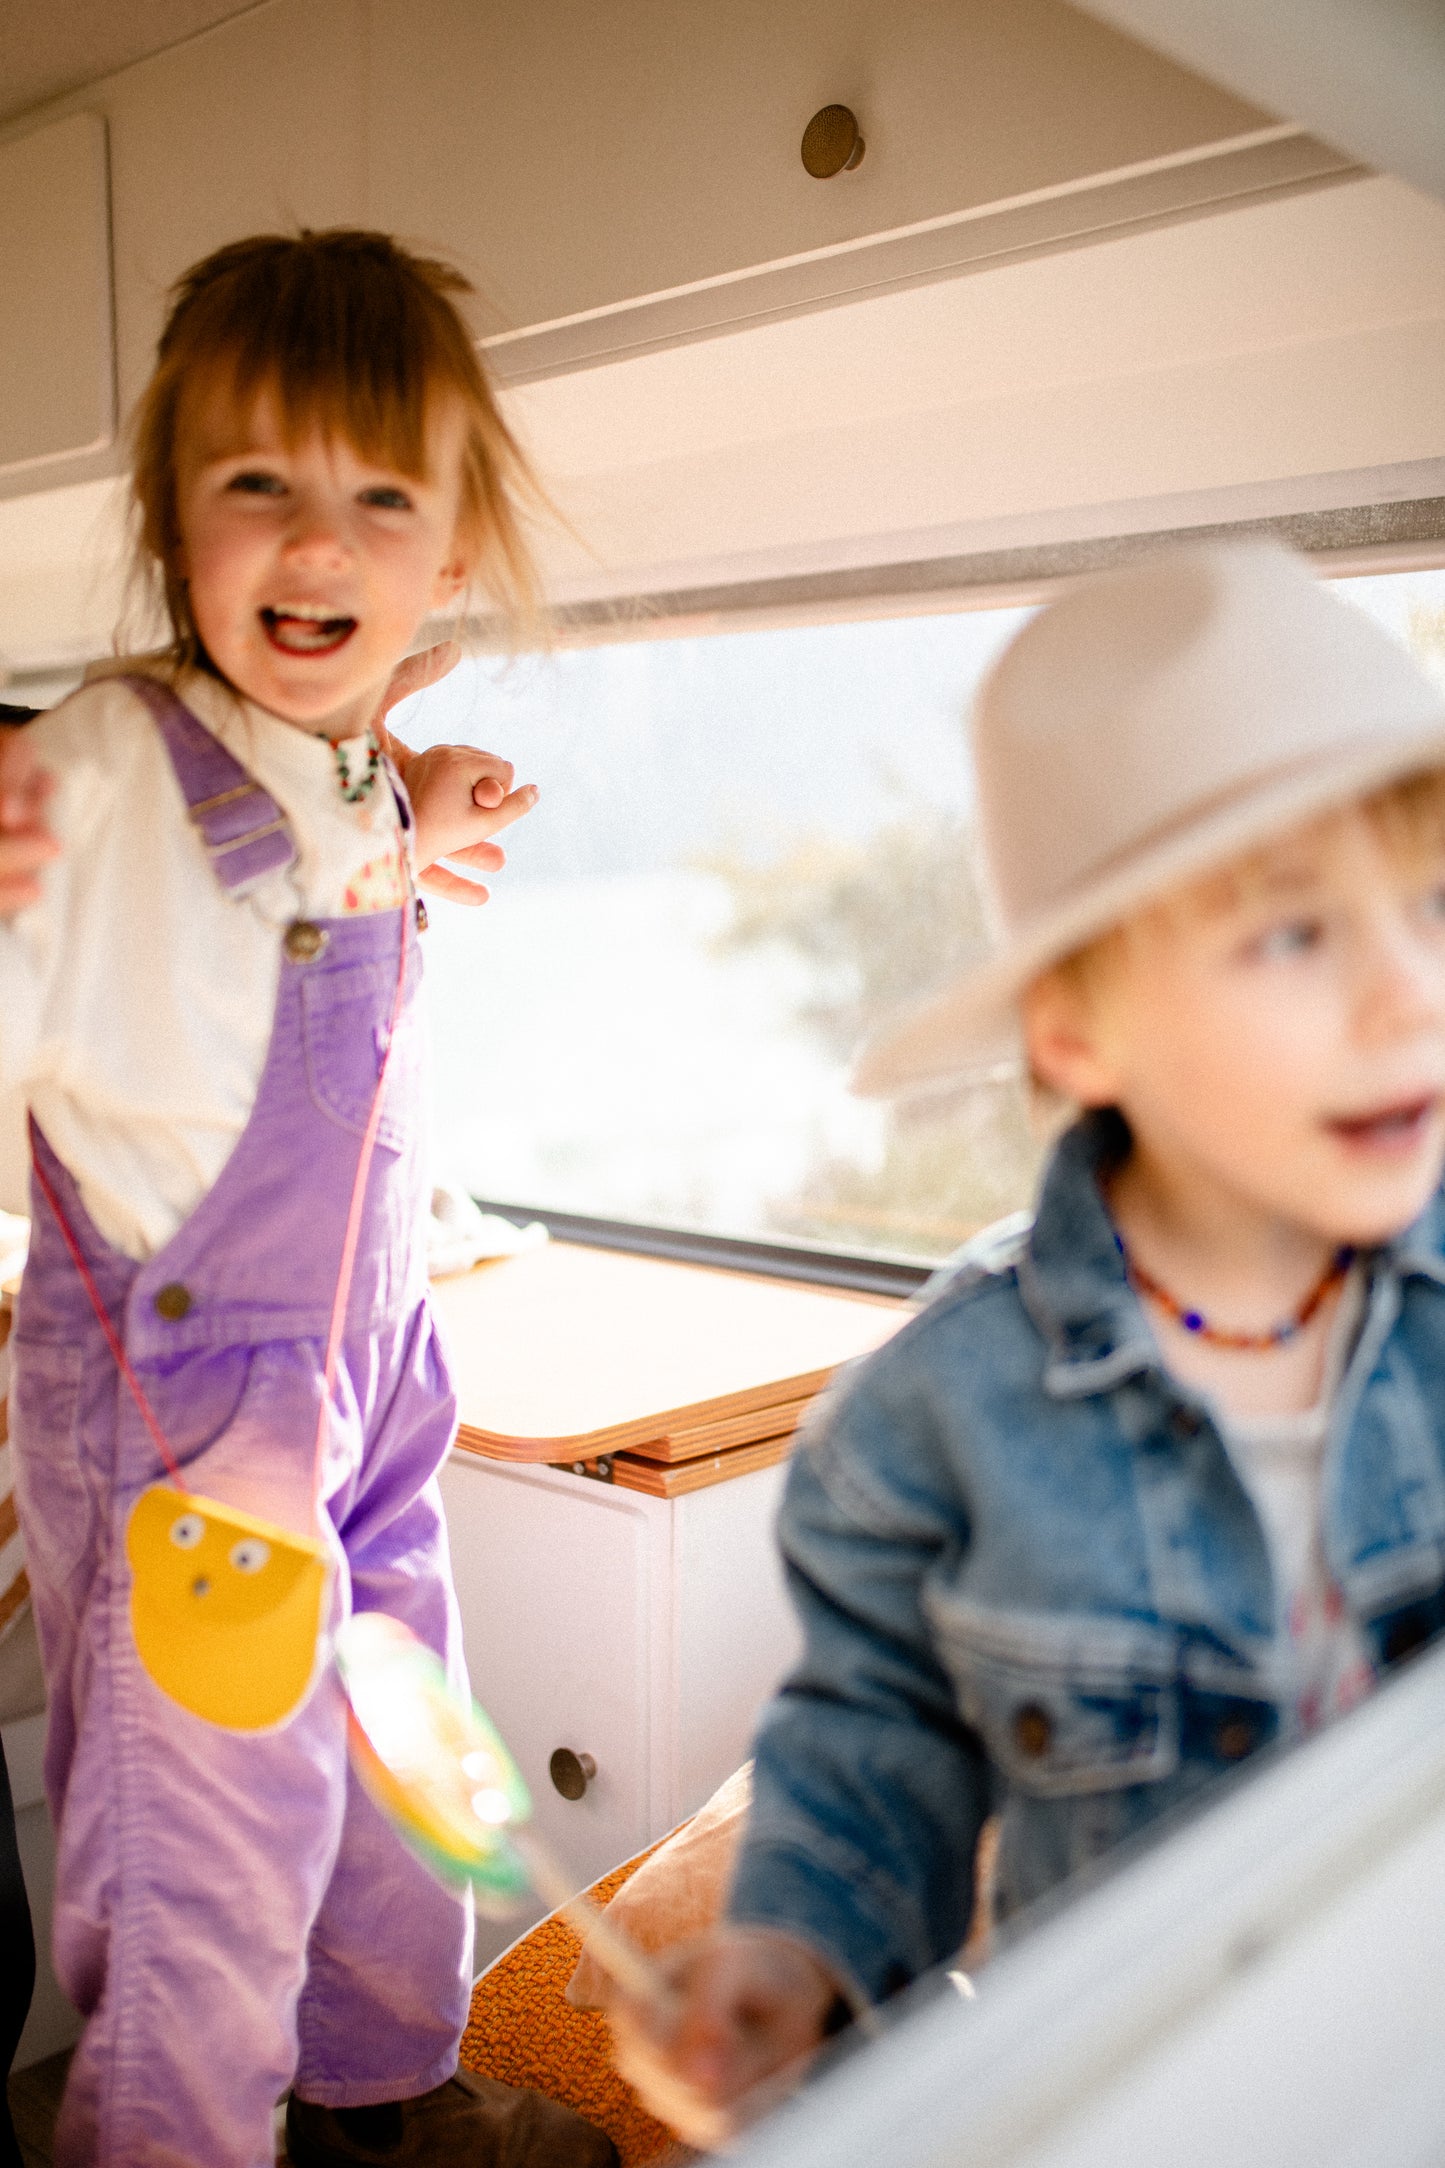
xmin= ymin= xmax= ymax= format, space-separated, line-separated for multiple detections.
xmin=10 ymin=683 xmax=473 ymax=2167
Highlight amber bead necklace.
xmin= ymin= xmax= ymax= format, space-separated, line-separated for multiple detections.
xmin=1113 ymin=1231 xmax=1354 ymax=1352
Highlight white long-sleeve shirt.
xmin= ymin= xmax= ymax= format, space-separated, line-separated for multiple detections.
xmin=0 ymin=665 xmax=407 ymax=1261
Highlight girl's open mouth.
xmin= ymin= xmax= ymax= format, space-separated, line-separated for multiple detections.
xmin=261 ymin=606 xmax=357 ymax=656
xmin=1325 ymin=1098 xmax=1438 ymax=1153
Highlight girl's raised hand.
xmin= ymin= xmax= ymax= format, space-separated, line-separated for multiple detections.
xmin=0 ymin=725 xmax=58 ymax=915
xmin=402 ymin=743 xmax=538 ymax=905
xmin=371 ymin=642 xmax=539 ymax=907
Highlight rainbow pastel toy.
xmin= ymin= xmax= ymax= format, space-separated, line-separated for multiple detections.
xmin=336 ymin=1612 xmax=534 ymax=1913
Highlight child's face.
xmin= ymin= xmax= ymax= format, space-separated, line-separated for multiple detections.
xmin=173 ymin=376 xmax=469 ymax=739
xmin=1024 ymin=805 xmax=1445 ymax=1246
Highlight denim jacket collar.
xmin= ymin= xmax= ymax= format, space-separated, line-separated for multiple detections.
xmin=1017 ymin=1111 xmax=1160 ymax=1400
xmin=1386 ymin=1185 xmax=1445 ymax=1291
xmin=1018 ymin=1108 xmax=1445 ymax=1402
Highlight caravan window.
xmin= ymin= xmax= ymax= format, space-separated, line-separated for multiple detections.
xmin=405 ymin=563 xmax=1445 ymax=1266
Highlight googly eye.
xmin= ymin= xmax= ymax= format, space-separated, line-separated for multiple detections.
xmin=169 ymin=1513 xmax=205 ymax=1549
xmin=229 ymin=1538 xmax=270 ymax=1574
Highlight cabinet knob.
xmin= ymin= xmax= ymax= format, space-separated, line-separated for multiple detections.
xmin=801 ymin=105 xmax=865 ymax=179
xmin=549 ymin=1748 xmax=597 ymax=1801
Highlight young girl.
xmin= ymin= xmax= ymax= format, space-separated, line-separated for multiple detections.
xmin=0 ymin=232 xmax=614 ymax=2168
xmin=605 ymin=543 xmax=1445 ymax=2145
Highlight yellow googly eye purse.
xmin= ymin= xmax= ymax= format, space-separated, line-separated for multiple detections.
xmin=125 ymin=1486 xmax=332 ymax=1733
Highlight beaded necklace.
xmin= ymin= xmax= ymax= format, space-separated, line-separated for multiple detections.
xmin=1114 ymin=1231 xmax=1354 ymax=1352
xmin=331 ymin=729 xmax=381 ymax=803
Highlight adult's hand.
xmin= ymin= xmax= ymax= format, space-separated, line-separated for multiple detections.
xmin=371 ymin=643 xmax=538 ymax=906
xmin=0 ymin=724 xmax=57 ymax=915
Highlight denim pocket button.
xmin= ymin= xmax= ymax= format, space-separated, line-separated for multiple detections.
xmin=1012 ymin=1702 xmax=1053 ymax=1758
xmin=1214 ymin=1716 xmax=1256 ymax=1762
xmin=153 ymin=1282 xmax=192 ymax=1322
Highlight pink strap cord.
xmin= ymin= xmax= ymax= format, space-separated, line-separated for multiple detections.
xmin=29 ymin=1148 xmax=186 ymax=1487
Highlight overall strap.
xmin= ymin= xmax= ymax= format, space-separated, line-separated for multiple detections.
xmin=380 ymin=748 xmax=413 ymax=834
xmin=123 ymin=674 xmax=297 ymax=893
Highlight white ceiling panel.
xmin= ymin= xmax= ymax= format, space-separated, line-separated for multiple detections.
xmin=0 ymin=0 xmax=262 ymax=125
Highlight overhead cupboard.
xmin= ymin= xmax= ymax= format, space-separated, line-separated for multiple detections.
xmin=3 ymin=0 xmax=1442 ymax=668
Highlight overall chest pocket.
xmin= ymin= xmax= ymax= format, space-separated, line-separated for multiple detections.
xmin=925 ymin=1591 xmax=1182 ymax=1800
xmin=301 ymin=954 xmax=419 ymax=1152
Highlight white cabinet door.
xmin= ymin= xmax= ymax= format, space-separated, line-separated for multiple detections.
xmin=439 ymin=1455 xmax=659 ymax=1962
xmin=440 ymin=1450 xmax=803 ymax=1971
xmin=668 ymin=1465 xmax=801 ymax=1829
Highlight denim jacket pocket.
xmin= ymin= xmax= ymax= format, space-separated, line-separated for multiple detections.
xmin=301 ymin=954 xmax=417 ymax=1151
xmin=925 ymin=1591 xmax=1181 ymax=1799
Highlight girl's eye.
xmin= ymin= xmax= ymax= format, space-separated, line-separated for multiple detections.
xmin=1253 ymin=919 xmax=1322 ymax=961
xmin=226 ymin=469 xmax=286 ymax=497
xmin=360 ymin=485 xmax=413 ymax=511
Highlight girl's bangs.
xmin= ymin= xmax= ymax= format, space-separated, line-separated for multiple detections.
xmin=179 ymin=241 xmax=478 ymax=478
xmin=218 ymin=336 xmax=441 ymax=480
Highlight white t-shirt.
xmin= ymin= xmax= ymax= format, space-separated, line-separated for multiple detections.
xmin=0 ymin=664 xmax=409 ymax=1261
xmin=1216 ymin=1273 xmax=1376 ymax=1733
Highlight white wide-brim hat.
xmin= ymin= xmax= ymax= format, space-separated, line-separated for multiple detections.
xmin=855 ymin=540 xmax=1445 ymax=1099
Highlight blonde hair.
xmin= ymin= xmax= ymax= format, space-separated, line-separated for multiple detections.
xmin=1049 ymin=765 xmax=1445 ymax=993
xmin=1026 ymin=765 xmax=1445 ymax=1108
xmin=130 ymin=228 xmax=545 ymax=662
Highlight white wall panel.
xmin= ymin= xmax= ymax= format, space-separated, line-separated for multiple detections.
xmin=0 ymin=114 xmax=114 ymax=476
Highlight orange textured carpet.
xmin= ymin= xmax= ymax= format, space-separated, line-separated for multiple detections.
xmin=459 ymin=1851 xmax=698 ymax=2167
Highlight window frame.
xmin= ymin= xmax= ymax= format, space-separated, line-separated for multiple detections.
xmin=472 ymin=1198 xmax=934 ymax=1299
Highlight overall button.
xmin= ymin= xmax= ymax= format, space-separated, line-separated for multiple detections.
xmin=284 ymin=920 xmax=329 ymax=962
xmin=1214 ymin=1716 xmax=1257 ymax=1762
xmin=153 ymin=1282 xmax=192 ymax=1322
xmin=1012 ymin=1702 xmax=1053 ymax=1759
xmin=415 ymin=898 xmax=429 ymax=933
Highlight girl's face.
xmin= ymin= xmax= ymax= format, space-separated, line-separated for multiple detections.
xmin=173 ymin=376 xmax=469 ymax=739
xmin=1024 ymin=808 xmax=1445 ymax=1250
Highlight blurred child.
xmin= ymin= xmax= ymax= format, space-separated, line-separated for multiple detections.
xmin=608 ymin=542 xmax=1445 ymax=2144
xmin=0 ymin=230 xmax=614 ymax=2167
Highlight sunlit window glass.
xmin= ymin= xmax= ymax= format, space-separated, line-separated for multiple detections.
xmin=399 ymin=565 xmax=1445 ymax=1264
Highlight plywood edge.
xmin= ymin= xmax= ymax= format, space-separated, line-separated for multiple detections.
xmin=452 ymin=1366 xmax=835 ymax=1463
xmin=621 ymin=1395 xmax=814 ymax=1465
xmin=609 ymin=1432 xmax=798 ymax=1497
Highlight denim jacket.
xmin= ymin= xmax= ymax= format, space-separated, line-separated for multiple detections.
xmin=728 ymin=1110 xmax=1445 ymax=2006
